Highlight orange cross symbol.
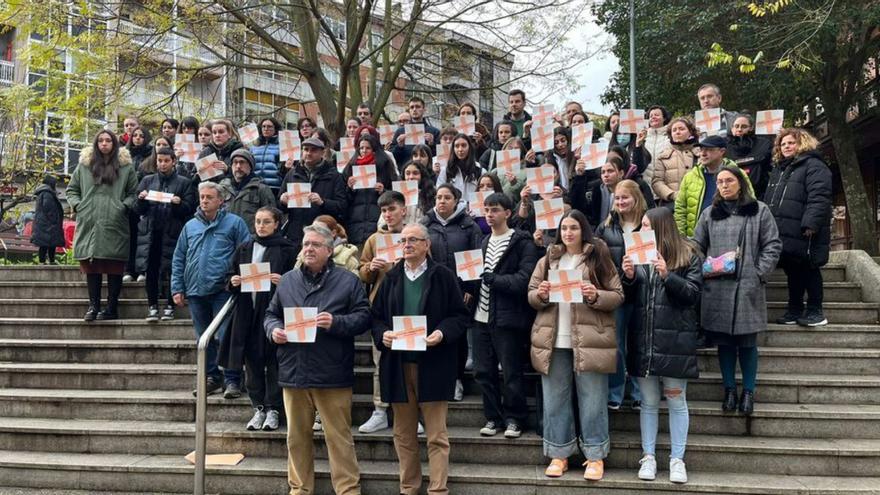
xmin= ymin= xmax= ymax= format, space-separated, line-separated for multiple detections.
xmin=392 ymin=316 xmax=427 ymax=351
xmin=551 ymin=270 xmax=582 ymax=303
xmin=533 ymin=104 xmax=555 ymax=125
xmin=626 ymin=231 xmax=657 ymax=264
xmin=455 ymin=250 xmax=483 ymax=280
xmin=436 ymin=143 xmax=451 ymax=163
xmin=393 ymin=180 xmax=418 ymax=206
xmin=531 ymin=123 xmax=554 ymax=152
xmin=284 ymin=307 xmax=317 ymax=343
xmin=378 ymin=125 xmax=396 ymax=145
xmin=756 ymin=110 xmax=784 ymax=135
xmin=178 ymin=142 xmax=202 ymax=162
xmin=571 ymin=123 xmax=593 ymax=151
xmin=455 ymin=115 xmax=475 ymax=135
xmin=535 ymin=199 xmax=564 ymax=230
xmin=404 ymin=124 xmax=425 ymax=146
xmin=376 ymin=234 xmax=403 ymax=261
xmin=240 ymin=263 xmax=272 ymax=292
xmin=583 ymin=143 xmax=609 ymax=170
xmin=352 ymin=165 xmax=377 ymax=189
xmin=695 ymin=109 xmax=721 ymax=132
xmin=527 ymin=166 xmax=555 ymax=194
xmin=238 ymin=123 xmax=259 ymax=144
xmin=286 ymin=183 xmax=311 ymax=208
xmin=497 ymin=149 xmax=520 ymax=173
xmin=279 ymin=131 xmax=301 ymax=162
xmin=619 ymin=109 xmax=645 ymax=134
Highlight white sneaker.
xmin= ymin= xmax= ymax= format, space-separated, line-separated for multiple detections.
xmin=669 ymin=458 xmax=688 ymax=484
xmin=246 ymin=408 xmax=266 ymax=431
xmin=358 ymin=409 xmax=389 ymax=433
xmin=312 ymin=412 xmax=323 ymax=431
xmin=136 ymin=274 xmax=146 ymax=282
xmin=453 ymin=379 xmax=464 ymax=401
xmin=637 ymin=454 xmax=656 ymax=480
xmin=417 ymin=422 xmax=424 ymax=435
xmin=122 ymin=274 xmax=133 ymax=282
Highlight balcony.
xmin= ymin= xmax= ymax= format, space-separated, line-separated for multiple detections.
xmin=117 ymin=20 xmax=224 ymax=78
xmin=237 ymin=72 xmax=312 ymax=101
xmin=0 ymin=60 xmax=13 ymax=87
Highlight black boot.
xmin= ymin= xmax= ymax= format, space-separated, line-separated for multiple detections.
xmin=739 ymin=390 xmax=755 ymax=416
xmin=722 ymin=387 xmax=738 ymax=412
xmin=97 ymin=275 xmax=121 ymax=320
xmin=84 ymin=274 xmax=102 ymax=322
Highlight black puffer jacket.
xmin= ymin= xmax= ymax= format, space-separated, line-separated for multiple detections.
xmin=342 ymin=157 xmax=398 ymax=245
xmin=30 ymin=184 xmax=65 ymax=248
xmin=423 ymin=204 xmax=484 ymax=297
xmin=132 ymin=170 xmax=196 ymax=274
xmin=596 ymin=211 xmax=643 ymax=275
xmin=479 ymin=228 xmax=539 ymax=331
xmin=194 ymin=139 xmax=243 ymax=184
xmin=726 ymin=135 xmax=772 ymax=200
xmin=279 ymin=160 xmax=349 ymax=252
xmin=624 ymin=254 xmax=702 ymax=379
xmin=763 ymin=151 xmax=832 ymax=267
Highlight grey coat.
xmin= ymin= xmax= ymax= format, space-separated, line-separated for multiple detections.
xmin=692 ymin=199 xmax=781 ymax=336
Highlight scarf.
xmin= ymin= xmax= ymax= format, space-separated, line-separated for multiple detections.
xmin=254 ymin=231 xmax=295 ymax=248
xmin=356 ymin=151 xmax=375 ymax=165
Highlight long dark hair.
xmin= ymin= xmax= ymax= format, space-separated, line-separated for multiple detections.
xmin=404 ymin=161 xmax=436 ymax=215
xmin=644 ymin=207 xmax=695 ymax=270
xmin=711 ymin=165 xmax=756 ymax=209
xmin=89 ymin=130 xmax=121 ymax=185
xmin=552 ymin=209 xmax=616 ymax=287
xmin=345 ymin=133 xmax=398 ymax=185
xmin=447 ymin=133 xmax=480 ymax=183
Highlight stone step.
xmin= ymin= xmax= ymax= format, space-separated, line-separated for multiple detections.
xmin=697 ymin=347 xmax=880 ymax=375
xmin=0 ymin=364 xmax=195 ymax=391
xmin=2 ymin=418 xmax=880 ymax=477
xmin=0 ymin=450 xmax=877 ymax=494
xmin=765 ymin=282 xmax=862 ymax=303
xmin=765 ymin=302 xmax=879 ymax=325
xmin=1 ymin=388 xmax=878 ymax=440
xmin=0 ymin=266 xmax=86 ymax=282
xmin=0 ymin=490 xmax=183 ymax=495
xmin=768 ymin=263 xmax=846 ymax=282
xmin=0 ymin=299 xmax=190 ymax=319
xmin=759 ymin=324 xmax=880 ymax=348
xmin=0 ymin=282 xmax=147 ymax=300
xmin=0 ymin=340 xmax=194 ymax=365
xmin=0 ymin=319 xmax=193 ymax=340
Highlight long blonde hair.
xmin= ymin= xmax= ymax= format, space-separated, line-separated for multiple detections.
xmin=605 ymin=179 xmax=647 ymax=227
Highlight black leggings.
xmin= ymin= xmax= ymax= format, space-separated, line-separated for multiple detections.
xmin=145 ymin=234 xmax=172 ymax=307
xmin=38 ymin=246 xmax=56 ymax=263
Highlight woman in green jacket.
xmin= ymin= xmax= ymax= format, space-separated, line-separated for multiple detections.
xmin=66 ymin=130 xmax=138 ymax=321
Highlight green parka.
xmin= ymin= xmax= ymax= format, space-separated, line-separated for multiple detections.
xmin=674 ymin=158 xmax=750 ymax=236
xmin=66 ymin=147 xmax=138 ymax=261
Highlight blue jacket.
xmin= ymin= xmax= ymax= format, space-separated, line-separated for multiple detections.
xmin=264 ymin=262 xmax=372 ymax=388
xmin=171 ymin=208 xmax=250 ymax=297
xmin=250 ymin=136 xmax=282 ymax=189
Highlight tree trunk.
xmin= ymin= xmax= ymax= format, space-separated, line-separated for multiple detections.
xmin=826 ymin=112 xmax=878 ymax=254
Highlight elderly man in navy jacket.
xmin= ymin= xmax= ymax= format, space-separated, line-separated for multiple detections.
xmin=264 ymin=223 xmax=371 ymax=495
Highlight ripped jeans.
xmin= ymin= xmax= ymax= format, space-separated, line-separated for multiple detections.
xmin=636 ymin=376 xmax=689 ymax=460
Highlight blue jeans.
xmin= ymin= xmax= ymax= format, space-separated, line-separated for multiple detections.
xmin=541 ymin=348 xmax=610 ymax=460
xmin=718 ymin=345 xmax=759 ymax=392
xmin=636 ymin=376 xmax=689 ymax=460
xmin=608 ymin=303 xmax=641 ymax=404
xmin=189 ymin=292 xmax=240 ymax=385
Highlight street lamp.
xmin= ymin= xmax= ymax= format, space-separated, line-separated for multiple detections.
xmin=629 ymin=0 xmax=637 ymax=107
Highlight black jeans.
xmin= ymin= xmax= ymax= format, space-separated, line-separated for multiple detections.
xmin=38 ymin=246 xmax=56 ymax=263
xmin=781 ymin=255 xmax=824 ymax=312
xmin=125 ymin=213 xmax=140 ymax=276
xmin=472 ymin=321 xmax=529 ymax=426
xmin=145 ymin=233 xmax=173 ymax=307
xmin=245 ymin=344 xmax=282 ymax=411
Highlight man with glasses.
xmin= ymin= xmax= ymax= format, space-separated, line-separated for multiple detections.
xmin=265 ymin=223 xmax=371 ymax=495
xmin=371 ymin=223 xmax=470 ymax=495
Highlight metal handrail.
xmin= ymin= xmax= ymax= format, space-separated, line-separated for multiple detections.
xmin=194 ymin=294 xmax=238 ymax=495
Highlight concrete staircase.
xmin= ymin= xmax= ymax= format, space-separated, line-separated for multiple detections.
xmin=1 ymin=264 xmax=879 ymax=494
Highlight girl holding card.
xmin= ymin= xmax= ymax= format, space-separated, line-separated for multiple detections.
xmin=620 ymin=207 xmax=702 ymax=484
xmin=342 ymin=133 xmax=399 ymax=245
xmin=222 ymin=206 xmax=297 ymax=431
xmin=401 ymin=162 xmax=436 ymax=225
xmin=436 ymin=133 xmax=484 ymax=205
xmin=514 ymin=161 xmax=569 ymax=250
xmin=527 ymin=209 xmax=623 ymax=481
xmin=597 ymin=179 xmax=649 ymax=410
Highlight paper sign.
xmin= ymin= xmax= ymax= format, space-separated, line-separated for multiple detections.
xmin=185 ymin=451 xmax=244 ymax=466
xmin=496 ymin=149 xmax=521 ymax=174
xmin=391 ymin=315 xmax=427 ymax=351
xmin=286 ymin=182 xmax=311 ymax=208
xmin=340 ymin=137 xmax=355 ymax=154
xmin=145 ymin=190 xmax=174 ymax=203
xmin=454 ymin=249 xmax=484 ymax=281
xmin=392 ymin=180 xmax=419 ymax=207
xmin=178 ymin=142 xmax=202 ymax=163
xmin=238 ymin=123 xmax=259 ymax=144
xmin=530 ymin=122 xmax=555 ymax=152
xmin=240 ymin=262 xmax=271 ymax=293
xmin=435 ymin=143 xmax=451 ymax=167
xmin=454 ymin=115 xmax=476 ymax=135
xmin=378 ymin=125 xmax=396 ymax=146
xmin=624 ymin=230 xmax=658 ymax=265
xmin=404 ymin=124 xmax=425 ymax=146
xmin=532 ymin=104 xmax=556 ymax=127
xmin=694 ymin=108 xmax=722 ymax=134
xmin=375 ymin=233 xmax=404 ymax=262
xmin=571 ymin=122 xmax=594 ymax=152
xmin=196 ymin=153 xmax=222 ymax=180
xmin=526 ymin=166 xmax=555 ymax=195
xmin=755 ymin=109 xmax=784 ymax=135
xmin=351 ymin=164 xmax=377 ymax=189
xmin=549 ymin=269 xmax=583 ymax=303
xmin=284 ymin=307 xmax=318 ymax=343
xmin=534 ymin=197 xmax=565 ymax=231
xmin=618 ymin=109 xmax=647 ymax=134
xmin=581 ymin=142 xmax=609 ymax=170
xmin=279 ymin=130 xmax=301 ymax=162
xmin=175 ymin=133 xmax=195 ymax=144
xmin=469 ymin=191 xmax=491 ymax=217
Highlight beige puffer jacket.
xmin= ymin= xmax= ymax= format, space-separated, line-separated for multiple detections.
xmin=527 ymin=241 xmax=624 ymax=374
xmin=652 ymin=143 xmax=698 ymax=202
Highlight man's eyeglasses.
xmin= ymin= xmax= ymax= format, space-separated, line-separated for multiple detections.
xmin=399 ymin=237 xmax=426 ymax=245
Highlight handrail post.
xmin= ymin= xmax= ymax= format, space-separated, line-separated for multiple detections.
xmin=194 ymin=295 xmax=237 ymax=495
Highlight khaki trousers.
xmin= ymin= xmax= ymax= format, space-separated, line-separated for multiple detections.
xmin=282 ymin=387 xmax=361 ymax=495
xmin=372 ymin=346 xmax=389 ymax=410
xmin=391 ymin=363 xmax=450 ymax=495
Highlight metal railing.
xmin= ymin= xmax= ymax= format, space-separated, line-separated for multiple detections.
xmin=194 ymin=294 xmax=238 ymax=495
xmin=0 ymin=60 xmax=13 ymax=85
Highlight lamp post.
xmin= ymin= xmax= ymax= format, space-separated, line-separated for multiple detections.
xmin=628 ymin=0 xmax=637 ymax=107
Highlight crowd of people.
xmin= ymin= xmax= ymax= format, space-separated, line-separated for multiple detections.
xmin=60 ymin=83 xmax=832 ymax=493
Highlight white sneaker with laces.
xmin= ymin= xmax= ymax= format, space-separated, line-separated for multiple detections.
xmin=246 ymin=408 xmax=266 ymax=431
xmin=637 ymin=454 xmax=656 ymax=480
xmin=136 ymin=274 xmax=146 ymax=282
xmin=417 ymin=422 xmax=424 ymax=435
xmin=453 ymin=379 xmax=464 ymax=401
xmin=358 ymin=409 xmax=389 ymax=433
xmin=122 ymin=274 xmax=133 ymax=282
xmin=312 ymin=412 xmax=323 ymax=431
xmin=669 ymin=458 xmax=688 ymax=484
